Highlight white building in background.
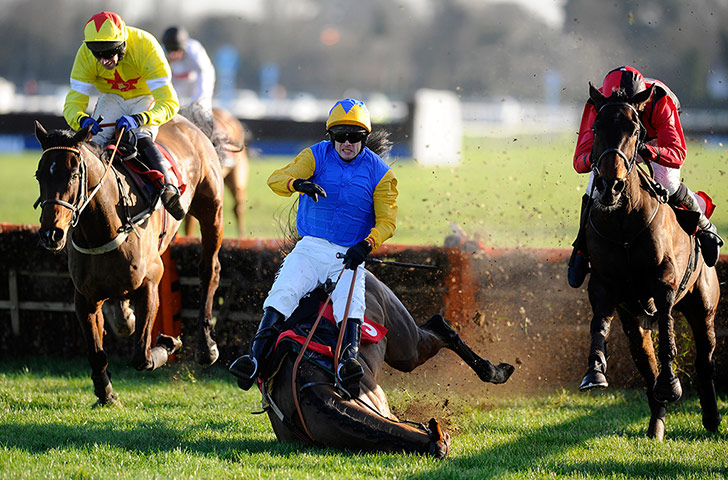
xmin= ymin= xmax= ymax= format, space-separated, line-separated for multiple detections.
xmin=412 ymin=89 xmax=463 ymax=166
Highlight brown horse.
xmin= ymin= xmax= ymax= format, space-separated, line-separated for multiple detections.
xmin=33 ymin=116 xmax=224 ymax=406
xmin=184 ymin=107 xmax=249 ymax=237
xmin=579 ymin=84 xmax=721 ymax=440
xmin=261 ymin=270 xmax=514 ymax=458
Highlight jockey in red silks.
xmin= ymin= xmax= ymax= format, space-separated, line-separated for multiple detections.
xmin=568 ymin=65 xmax=724 ymax=288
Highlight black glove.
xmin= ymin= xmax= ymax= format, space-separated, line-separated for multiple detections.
xmin=292 ymin=178 xmax=327 ymax=202
xmin=342 ymin=240 xmax=372 ymax=270
xmin=637 ymin=142 xmax=653 ymax=160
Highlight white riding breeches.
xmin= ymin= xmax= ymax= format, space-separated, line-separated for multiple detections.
xmin=263 ymin=236 xmax=366 ymax=323
xmin=91 ymin=93 xmax=159 ymax=145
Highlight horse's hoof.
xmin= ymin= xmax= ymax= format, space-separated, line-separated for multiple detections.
xmin=156 ymin=334 xmax=182 ymax=353
xmin=648 ymin=417 xmax=665 ymax=441
xmin=427 ymin=418 xmax=450 ymax=460
xmin=196 ymin=343 xmax=219 ymax=366
xmin=654 ymin=376 xmax=682 ymax=403
xmin=92 ymin=393 xmax=121 ymax=408
xmin=491 ymin=362 xmax=515 ymax=384
xmin=703 ymin=411 xmax=722 ymax=433
xmin=579 ymin=370 xmax=608 ymax=391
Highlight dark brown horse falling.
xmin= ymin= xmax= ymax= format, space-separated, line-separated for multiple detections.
xmin=263 ymin=271 xmax=514 ymax=458
xmin=580 ymin=84 xmax=721 ymax=440
xmin=34 ymin=116 xmax=224 ymax=406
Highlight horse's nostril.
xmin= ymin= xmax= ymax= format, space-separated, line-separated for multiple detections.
xmin=614 ymin=179 xmax=626 ymax=193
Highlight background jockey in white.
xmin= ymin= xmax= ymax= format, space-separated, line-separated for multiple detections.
xmin=230 ymin=98 xmax=399 ymax=398
xmin=161 ymin=26 xmax=216 ymax=114
xmin=63 ymin=11 xmax=184 ymax=220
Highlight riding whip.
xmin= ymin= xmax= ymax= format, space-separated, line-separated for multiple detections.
xmin=335 ymin=253 xmax=438 ymax=270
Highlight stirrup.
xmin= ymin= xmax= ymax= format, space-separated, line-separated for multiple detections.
xmin=567 ymin=252 xmax=590 ymax=288
xmin=336 ymin=358 xmax=364 ymax=398
xmin=229 ymin=356 xmax=258 ymax=391
xmin=160 ymin=184 xmax=185 ymax=220
xmin=697 ymin=230 xmax=723 ymax=268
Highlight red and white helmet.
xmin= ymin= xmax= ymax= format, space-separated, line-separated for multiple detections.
xmin=601 ymin=65 xmax=646 ymax=98
xmin=84 ymin=12 xmax=128 ymax=44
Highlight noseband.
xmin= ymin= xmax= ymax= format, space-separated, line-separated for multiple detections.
xmin=592 ymin=102 xmax=646 ymax=178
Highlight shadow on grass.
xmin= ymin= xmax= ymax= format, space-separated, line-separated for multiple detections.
xmin=407 ymin=391 xmax=727 ymax=479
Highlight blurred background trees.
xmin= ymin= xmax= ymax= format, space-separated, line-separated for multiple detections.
xmin=2 ymin=0 xmax=728 ymax=106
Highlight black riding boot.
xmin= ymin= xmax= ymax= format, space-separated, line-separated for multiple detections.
xmin=336 ymin=318 xmax=364 ymax=398
xmin=670 ymin=183 xmax=724 ymax=267
xmin=137 ymin=136 xmax=186 ymax=221
xmin=568 ymin=194 xmax=592 ymax=288
xmin=229 ymin=307 xmax=285 ymax=390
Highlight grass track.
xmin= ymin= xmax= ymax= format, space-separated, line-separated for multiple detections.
xmin=1 ymin=357 xmax=726 ymax=479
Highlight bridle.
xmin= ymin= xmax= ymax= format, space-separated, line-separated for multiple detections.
xmin=592 ymin=101 xmax=646 ymax=179
xmin=34 ymin=145 xmax=114 ymax=228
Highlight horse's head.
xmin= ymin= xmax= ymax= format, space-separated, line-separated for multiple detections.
xmin=589 ymin=82 xmax=654 ymax=209
xmin=34 ymin=121 xmax=92 ymax=251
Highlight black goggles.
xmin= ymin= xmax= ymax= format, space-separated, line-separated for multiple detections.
xmin=330 ymin=131 xmax=367 ymax=144
xmin=91 ymin=48 xmax=121 ymax=60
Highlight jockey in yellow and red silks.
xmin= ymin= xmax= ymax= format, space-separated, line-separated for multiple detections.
xmin=62 ymin=11 xmax=184 ymax=220
xmin=230 ymin=98 xmax=399 ymax=399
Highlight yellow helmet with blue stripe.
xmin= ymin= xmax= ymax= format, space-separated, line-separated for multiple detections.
xmin=326 ymin=98 xmax=371 ymax=132
xmin=84 ymin=11 xmax=128 ymax=44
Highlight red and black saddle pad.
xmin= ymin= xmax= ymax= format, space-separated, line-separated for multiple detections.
xmin=262 ymin=288 xmax=387 ymax=379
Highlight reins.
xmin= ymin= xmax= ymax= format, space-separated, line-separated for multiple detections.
xmin=35 ymin=128 xmax=124 ymax=230
xmin=289 ymin=267 xmax=349 ymax=441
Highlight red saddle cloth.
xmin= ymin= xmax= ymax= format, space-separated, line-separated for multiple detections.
xmin=107 ymin=142 xmax=187 ymax=197
xmin=276 ymin=302 xmax=387 ymax=358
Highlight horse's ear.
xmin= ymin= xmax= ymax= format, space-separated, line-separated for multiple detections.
xmin=589 ymin=82 xmax=606 ymax=109
xmin=34 ymin=120 xmax=49 ymax=149
xmin=72 ymin=124 xmax=90 ymax=145
xmin=632 ymin=84 xmax=655 ymax=111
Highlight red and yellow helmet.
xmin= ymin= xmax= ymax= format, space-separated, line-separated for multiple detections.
xmin=326 ymin=98 xmax=371 ymax=132
xmin=84 ymin=11 xmax=128 ymax=44
xmin=602 ymin=66 xmax=646 ymax=99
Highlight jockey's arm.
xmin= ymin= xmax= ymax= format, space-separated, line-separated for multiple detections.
xmin=135 ymin=81 xmax=179 ymax=126
xmin=267 ymin=148 xmax=317 ymax=196
xmin=63 ymin=46 xmax=97 ymax=130
xmin=639 ymin=96 xmax=686 ymax=169
xmin=366 ymin=170 xmax=398 ymax=250
xmin=572 ymin=102 xmax=597 ymax=174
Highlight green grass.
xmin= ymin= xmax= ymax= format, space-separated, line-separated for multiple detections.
xmin=0 ymin=356 xmax=726 ymax=479
xmin=4 ymin=135 xmax=727 ymax=248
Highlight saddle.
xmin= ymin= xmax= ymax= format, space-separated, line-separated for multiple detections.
xmin=263 ymin=288 xmax=387 ymax=382
xmin=106 ymin=134 xmax=185 ymax=206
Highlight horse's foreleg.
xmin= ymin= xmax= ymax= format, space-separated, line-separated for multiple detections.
xmin=129 ymin=279 xmax=176 ymax=371
xmin=421 ymin=314 xmax=513 ymax=384
xmin=195 ymin=205 xmax=223 ymax=365
xmin=619 ymin=308 xmax=665 ymax=439
xmin=75 ymin=292 xmax=117 ymax=406
xmin=581 ymin=284 xmax=616 ymax=391
xmin=652 ymin=285 xmax=681 ymax=403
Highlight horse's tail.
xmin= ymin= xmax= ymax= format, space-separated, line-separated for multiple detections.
xmin=178 ymin=103 xmax=228 ymax=165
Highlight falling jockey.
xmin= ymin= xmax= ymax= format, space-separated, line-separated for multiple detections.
xmin=229 ymin=98 xmax=399 ymax=397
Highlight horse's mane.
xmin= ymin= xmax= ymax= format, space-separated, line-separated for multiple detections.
xmin=178 ymin=103 xmax=227 ymax=164
xmin=44 ymin=128 xmax=103 ymax=157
